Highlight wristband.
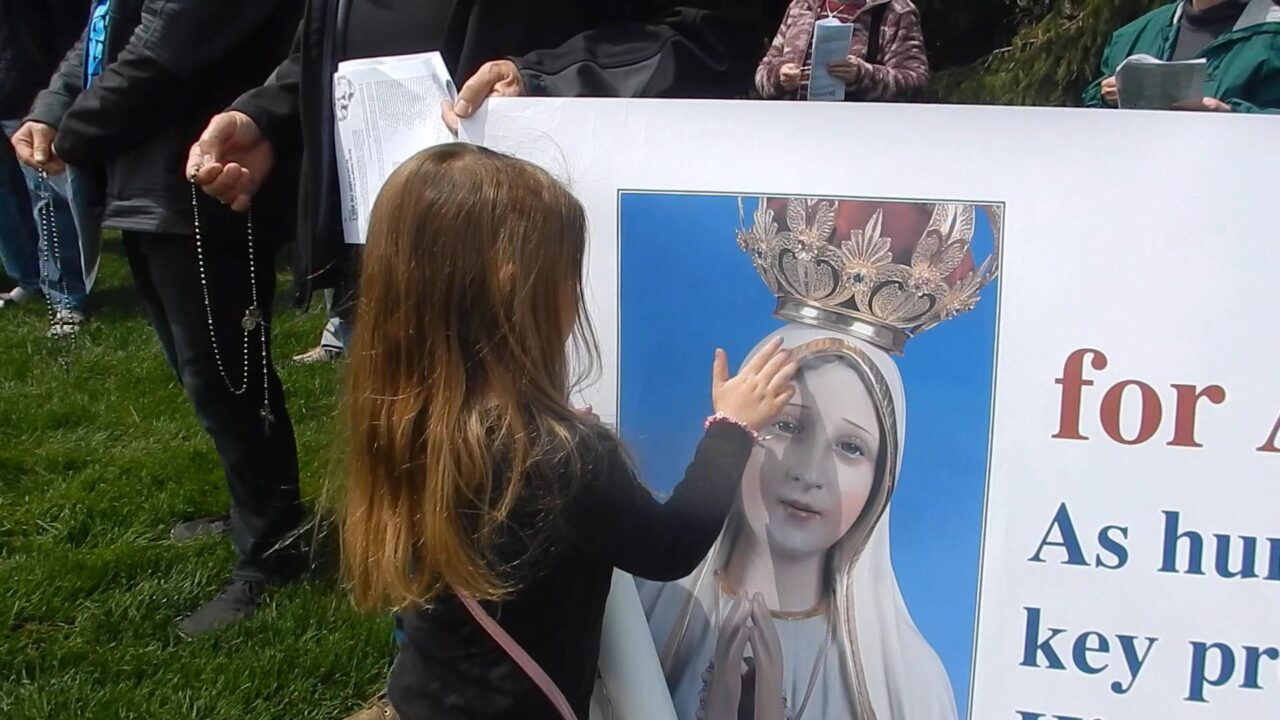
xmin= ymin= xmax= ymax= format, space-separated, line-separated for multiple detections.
xmin=705 ymin=412 xmax=760 ymax=443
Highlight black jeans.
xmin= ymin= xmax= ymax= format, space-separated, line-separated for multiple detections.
xmin=123 ymin=229 xmax=302 ymax=583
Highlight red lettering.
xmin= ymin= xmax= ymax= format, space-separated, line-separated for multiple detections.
xmin=1054 ymin=348 xmax=1107 ymax=441
xmin=1167 ymin=384 xmax=1228 ymax=448
xmin=1100 ymin=380 xmax=1163 ymax=445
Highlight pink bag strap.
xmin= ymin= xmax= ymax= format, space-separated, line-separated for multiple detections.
xmin=458 ymin=593 xmax=578 ymax=720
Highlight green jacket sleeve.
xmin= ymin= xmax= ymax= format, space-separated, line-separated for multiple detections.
xmin=1225 ymin=98 xmax=1279 ymax=113
xmin=1082 ymin=33 xmax=1123 ymax=108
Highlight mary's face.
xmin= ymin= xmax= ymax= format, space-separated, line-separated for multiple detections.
xmin=741 ymin=357 xmax=881 ymax=558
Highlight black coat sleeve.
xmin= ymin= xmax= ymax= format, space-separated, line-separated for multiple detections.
xmin=25 ymin=29 xmax=88 ymax=128
xmin=52 ymin=0 xmax=292 ymax=167
xmin=514 ymin=1 xmax=764 ymax=99
xmin=229 ymin=19 xmax=305 ymax=156
xmin=565 ymin=422 xmax=753 ymax=581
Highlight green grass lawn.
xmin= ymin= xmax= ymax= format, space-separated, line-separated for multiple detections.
xmin=0 ymin=235 xmax=391 ymax=719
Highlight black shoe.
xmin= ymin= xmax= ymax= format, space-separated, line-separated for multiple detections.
xmin=177 ymin=579 xmax=265 ymax=639
xmin=170 ymin=514 xmax=231 ymax=543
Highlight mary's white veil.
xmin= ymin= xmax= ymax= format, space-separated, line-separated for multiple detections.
xmin=597 ymin=324 xmax=957 ymax=720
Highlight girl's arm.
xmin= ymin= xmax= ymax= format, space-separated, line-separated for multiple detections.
xmin=855 ymin=8 xmax=929 ymax=102
xmin=566 ymin=423 xmax=753 ymax=581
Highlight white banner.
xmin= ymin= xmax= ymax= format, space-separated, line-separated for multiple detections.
xmin=462 ymin=98 xmax=1280 ymax=720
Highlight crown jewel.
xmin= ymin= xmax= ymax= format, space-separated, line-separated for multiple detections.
xmin=737 ymin=197 xmax=1001 ymax=354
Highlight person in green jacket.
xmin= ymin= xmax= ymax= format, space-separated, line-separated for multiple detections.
xmin=1083 ymin=0 xmax=1280 ymax=112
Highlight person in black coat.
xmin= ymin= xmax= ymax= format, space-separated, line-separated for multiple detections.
xmin=11 ymin=0 xmax=307 ymax=638
xmin=0 ymin=0 xmax=96 ymax=322
xmin=188 ymin=0 xmax=772 ymax=328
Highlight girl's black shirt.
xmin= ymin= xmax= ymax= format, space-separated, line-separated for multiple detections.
xmin=387 ymin=421 xmax=753 ymax=719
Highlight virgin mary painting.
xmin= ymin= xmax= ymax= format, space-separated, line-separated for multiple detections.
xmin=592 ymin=196 xmax=1002 ymax=720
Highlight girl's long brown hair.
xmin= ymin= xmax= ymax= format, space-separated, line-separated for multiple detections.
xmin=342 ymin=143 xmax=596 ymax=610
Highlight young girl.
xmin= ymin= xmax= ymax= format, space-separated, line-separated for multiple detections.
xmin=341 ymin=143 xmax=799 ymax=720
xmin=755 ymin=0 xmax=929 ymax=102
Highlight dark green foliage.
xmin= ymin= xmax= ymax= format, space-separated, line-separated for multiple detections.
xmin=928 ymin=0 xmax=1172 ymax=106
xmin=916 ymin=0 xmax=1022 ymax=69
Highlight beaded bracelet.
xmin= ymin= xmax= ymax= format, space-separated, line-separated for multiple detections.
xmin=705 ymin=412 xmax=761 ymax=443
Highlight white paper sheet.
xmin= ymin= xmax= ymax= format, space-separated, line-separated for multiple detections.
xmin=332 ymin=51 xmax=456 ymax=245
xmin=807 ymin=18 xmax=855 ymax=101
xmin=593 ymin=571 xmax=678 ymax=720
xmin=1116 ymin=54 xmax=1207 ymax=110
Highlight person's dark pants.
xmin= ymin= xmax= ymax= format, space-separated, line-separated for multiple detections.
xmin=122 ymin=229 xmax=303 ymax=584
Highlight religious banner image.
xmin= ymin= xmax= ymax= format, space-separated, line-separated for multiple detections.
xmin=468 ymin=98 xmax=1280 ymax=720
xmin=613 ymin=192 xmax=1003 ymax=720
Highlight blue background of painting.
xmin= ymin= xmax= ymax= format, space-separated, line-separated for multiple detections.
xmin=616 ymin=193 xmax=998 ymax=716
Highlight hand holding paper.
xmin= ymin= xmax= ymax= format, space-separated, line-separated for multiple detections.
xmin=443 ymin=59 xmax=525 ymax=134
xmin=779 ymin=63 xmax=802 ymax=91
xmin=187 ymin=111 xmax=274 ymax=212
xmin=1172 ymin=97 xmax=1233 ymax=112
xmin=1100 ymin=76 xmax=1119 ymax=107
xmin=827 ymin=55 xmax=868 ymax=84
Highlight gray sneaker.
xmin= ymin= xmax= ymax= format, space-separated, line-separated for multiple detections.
xmin=291 ymin=345 xmax=342 ymax=364
xmin=0 ymin=286 xmax=39 ymax=308
xmin=177 ymin=579 xmax=265 ymax=639
xmin=170 ymin=514 xmax=231 ymax=543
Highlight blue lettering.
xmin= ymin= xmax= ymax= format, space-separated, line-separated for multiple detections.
xmin=1097 ymin=524 xmax=1129 ymax=570
xmin=1030 ymin=503 xmax=1088 ymax=567
xmin=1214 ymin=534 xmax=1259 ymax=579
xmin=1159 ymin=511 xmax=1205 ymax=575
xmin=1074 ymin=631 xmax=1110 ymax=675
xmin=1021 ymin=607 xmax=1068 ymax=670
xmin=1241 ymin=645 xmax=1280 ymax=690
xmin=1113 ymin=634 xmax=1158 ymax=694
xmin=1187 ymin=641 xmax=1235 ymax=702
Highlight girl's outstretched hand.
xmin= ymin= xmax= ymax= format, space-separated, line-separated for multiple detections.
xmin=711 ymin=337 xmax=798 ymax=432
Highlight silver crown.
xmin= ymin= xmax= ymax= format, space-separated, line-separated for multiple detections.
xmin=737 ymin=197 xmax=1002 ymax=354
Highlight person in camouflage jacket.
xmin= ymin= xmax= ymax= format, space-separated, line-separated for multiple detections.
xmin=756 ymin=0 xmax=928 ymax=101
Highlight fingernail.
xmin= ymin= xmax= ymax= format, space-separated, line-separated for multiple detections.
xmin=454 ymin=99 xmax=472 ymax=116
